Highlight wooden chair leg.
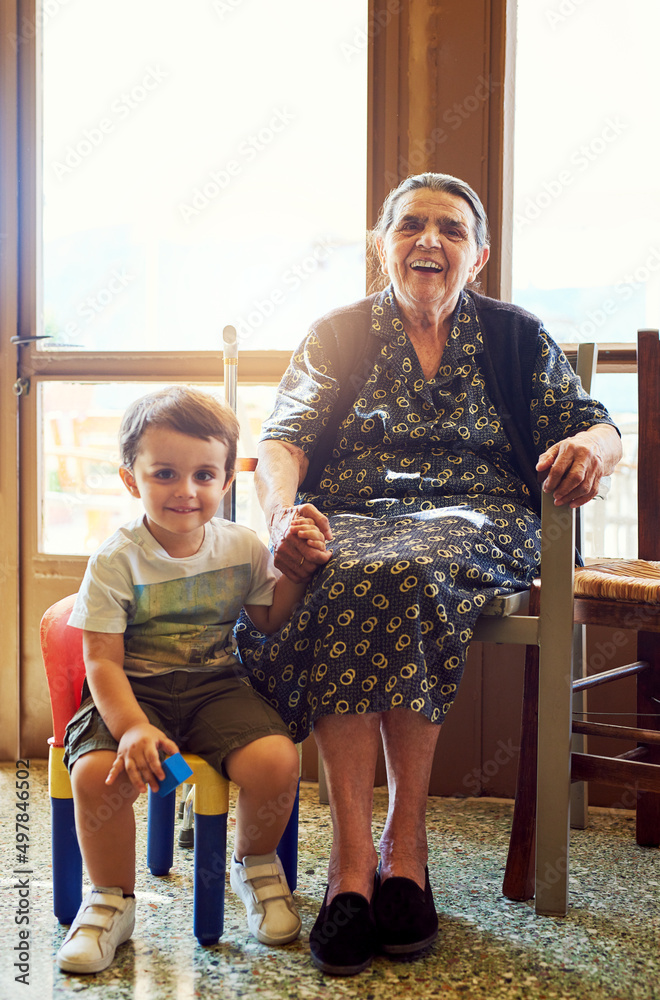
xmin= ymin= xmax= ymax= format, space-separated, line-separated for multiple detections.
xmin=636 ymin=631 xmax=660 ymax=846
xmin=503 ymin=580 xmax=540 ymax=902
xmin=570 ymin=623 xmax=588 ymax=830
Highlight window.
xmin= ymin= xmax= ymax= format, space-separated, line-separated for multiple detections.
xmin=42 ymin=0 xmax=368 ymax=353
xmin=512 ymin=0 xmax=658 ymax=557
xmin=37 ymin=0 xmax=368 ymax=554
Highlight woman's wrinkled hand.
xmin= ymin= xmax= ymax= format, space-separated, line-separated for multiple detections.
xmin=270 ymin=503 xmax=333 ymax=582
xmin=536 ymin=431 xmax=606 ymax=508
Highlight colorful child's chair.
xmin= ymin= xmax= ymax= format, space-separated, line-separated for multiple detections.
xmin=42 ymin=593 xmax=299 ymax=946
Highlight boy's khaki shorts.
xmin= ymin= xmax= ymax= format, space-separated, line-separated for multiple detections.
xmin=63 ymin=668 xmax=292 ymax=779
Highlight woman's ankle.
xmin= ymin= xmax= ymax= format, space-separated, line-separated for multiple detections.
xmin=378 ymin=827 xmax=428 ymax=887
xmin=327 ymin=850 xmax=378 ymax=902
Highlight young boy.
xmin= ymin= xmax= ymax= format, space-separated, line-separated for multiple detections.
xmin=57 ymin=386 xmax=324 ymax=975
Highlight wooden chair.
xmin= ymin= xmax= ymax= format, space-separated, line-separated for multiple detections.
xmin=503 ymin=328 xmax=660 ymax=914
xmin=446 ymin=340 xmax=595 ymax=916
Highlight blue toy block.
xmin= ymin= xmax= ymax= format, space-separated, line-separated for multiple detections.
xmin=157 ymin=753 xmax=194 ymax=797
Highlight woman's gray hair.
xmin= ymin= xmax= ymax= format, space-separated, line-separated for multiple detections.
xmin=374 ymin=172 xmax=490 ymax=252
xmin=367 ymin=172 xmax=491 ymax=293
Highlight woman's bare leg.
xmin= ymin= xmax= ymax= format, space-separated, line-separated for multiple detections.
xmin=379 ymin=708 xmax=441 ymax=888
xmin=313 ymin=712 xmax=381 ymax=902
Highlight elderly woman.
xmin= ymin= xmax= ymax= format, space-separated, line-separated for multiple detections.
xmin=236 ymin=172 xmax=621 ymax=975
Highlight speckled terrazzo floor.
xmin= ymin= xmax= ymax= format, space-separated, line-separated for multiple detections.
xmin=1 ymin=761 xmax=658 ymax=1000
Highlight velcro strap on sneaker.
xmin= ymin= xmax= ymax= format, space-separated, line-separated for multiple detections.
xmin=77 ymin=911 xmax=115 ymax=931
xmin=239 ymin=863 xmax=280 ymax=881
xmin=90 ymin=892 xmax=125 ymax=909
xmin=251 ymin=882 xmax=290 ymax=903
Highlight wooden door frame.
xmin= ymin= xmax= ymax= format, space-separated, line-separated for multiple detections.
xmin=0 ymin=1 xmax=22 ymax=759
xmin=367 ymin=0 xmax=516 ymax=301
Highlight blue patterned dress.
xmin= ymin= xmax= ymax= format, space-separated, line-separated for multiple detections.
xmin=236 ymin=287 xmax=614 ymax=741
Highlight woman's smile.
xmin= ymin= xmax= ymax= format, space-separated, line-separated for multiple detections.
xmin=409 ymin=257 xmax=444 ymax=273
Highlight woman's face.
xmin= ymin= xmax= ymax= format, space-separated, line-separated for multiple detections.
xmin=377 ymin=188 xmax=489 ymax=321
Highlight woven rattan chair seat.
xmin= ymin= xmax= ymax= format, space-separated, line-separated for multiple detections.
xmin=574 ymin=559 xmax=660 ymax=602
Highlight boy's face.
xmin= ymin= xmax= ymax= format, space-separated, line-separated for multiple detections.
xmin=119 ymin=425 xmax=233 ymax=557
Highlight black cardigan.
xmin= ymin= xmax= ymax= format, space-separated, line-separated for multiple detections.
xmin=298 ymin=290 xmax=554 ymax=512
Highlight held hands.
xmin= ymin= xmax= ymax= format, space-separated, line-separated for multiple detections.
xmin=270 ymin=504 xmax=333 ymax=582
xmin=290 ymin=514 xmax=327 ymax=548
xmin=106 ymin=722 xmax=179 ymax=794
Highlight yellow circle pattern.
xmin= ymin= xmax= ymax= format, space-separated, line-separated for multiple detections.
xmin=237 ymin=287 xmax=615 ymax=741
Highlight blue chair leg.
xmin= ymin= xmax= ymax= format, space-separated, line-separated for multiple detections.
xmin=193 ymin=811 xmax=226 ymax=945
xmin=51 ymin=796 xmax=82 ymax=925
xmin=147 ymin=788 xmax=176 ymax=876
xmin=277 ymin=777 xmax=300 ymax=892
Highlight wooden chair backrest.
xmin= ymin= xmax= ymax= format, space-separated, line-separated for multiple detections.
xmin=638 ymin=330 xmax=660 ymax=560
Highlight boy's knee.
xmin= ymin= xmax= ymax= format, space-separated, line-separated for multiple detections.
xmin=72 ymin=751 xmax=134 ymax=799
xmin=268 ymin=736 xmax=299 ymax=778
xmin=71 ymin=749 xmax=114 ymax=782
xmin=228 ymin=735 xmax=298 ymax=787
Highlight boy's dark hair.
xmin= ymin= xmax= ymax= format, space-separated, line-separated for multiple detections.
xmin=119 ymin=386 xmax=239 ymax=482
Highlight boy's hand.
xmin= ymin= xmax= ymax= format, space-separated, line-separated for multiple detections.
xmin=267 ymin=503 xmax=332 ymax=582
xmin=107 ymin=723 xmax=179 ymax=794
xmin=290 ymin=515 xmax=329 ymax=552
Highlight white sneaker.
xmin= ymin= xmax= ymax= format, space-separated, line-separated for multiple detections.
xmin=57 ymin=886 xmax=135 ymax=974
xmin=230 ymin=852 xmax=301 ymax=945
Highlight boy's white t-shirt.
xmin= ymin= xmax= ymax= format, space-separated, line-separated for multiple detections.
xmin=68 ymin=515 xmax=278 ymax=678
